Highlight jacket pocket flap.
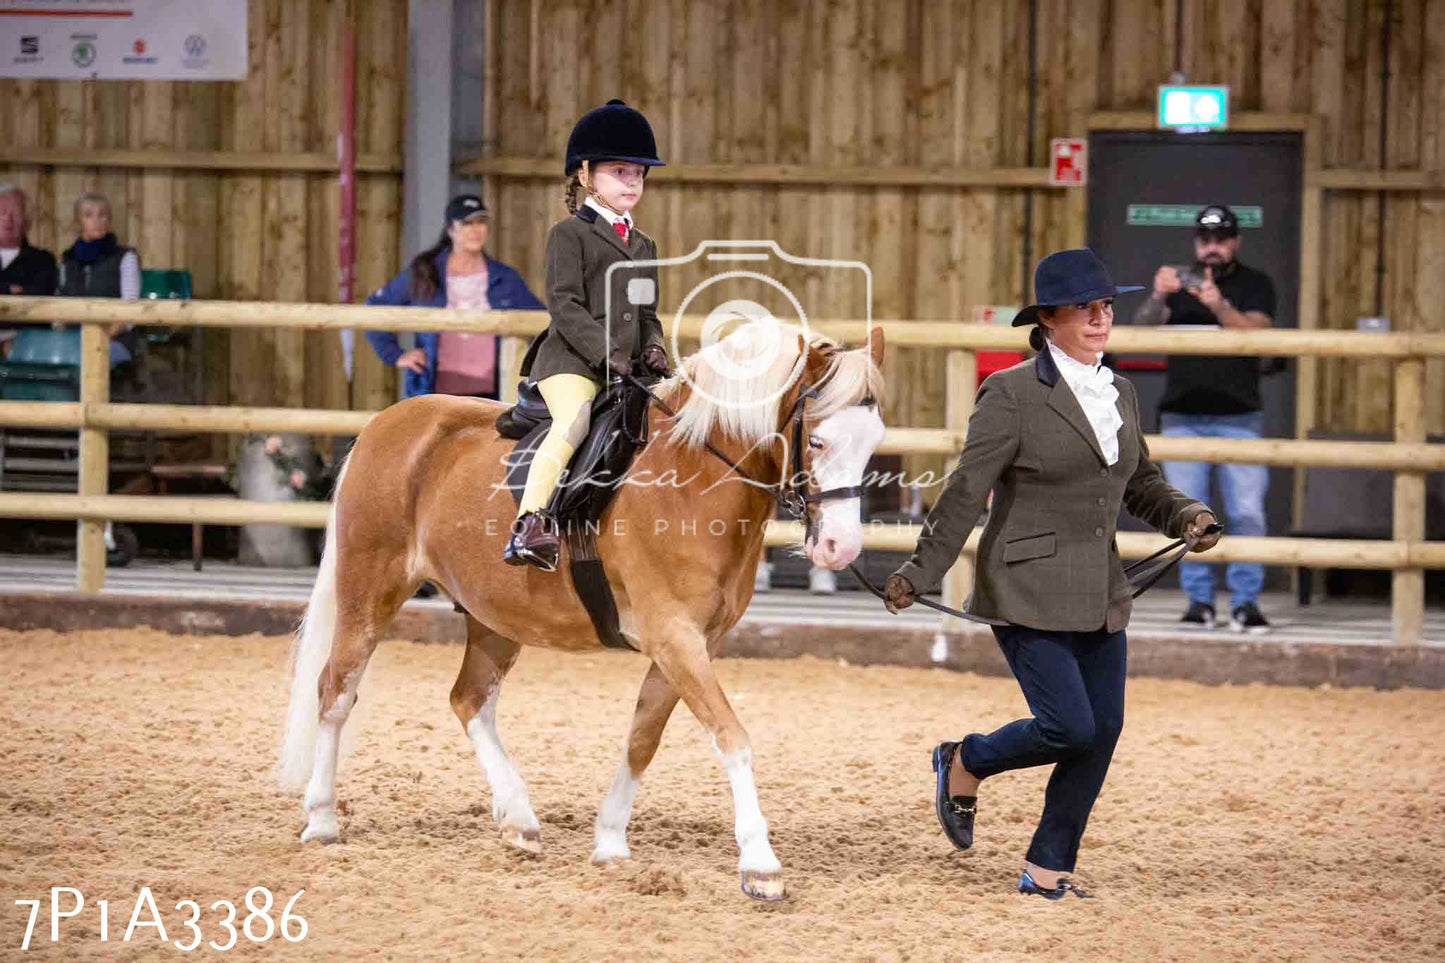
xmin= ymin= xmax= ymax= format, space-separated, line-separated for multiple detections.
xmin=1003 ymin=532 xmax=1057 ymax=563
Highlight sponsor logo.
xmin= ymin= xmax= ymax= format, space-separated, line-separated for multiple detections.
xmin=71 ymin=40 xmax=96 ymax=68
xmin=123 ymin=36 xmax=157 ymax=66
xmin=181 ymin=33 xmax=208 ymax=69
xmin=14 ymin=35 xmax=41 ymax=65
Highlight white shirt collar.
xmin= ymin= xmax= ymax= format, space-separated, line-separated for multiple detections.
xmin=1047 ymin=340 xmax=1108 ymax=385
xmin=584 ymin=195 xmax=632 ymax=229
xmin=1046 ymin=340 xmax=1122 ymax=465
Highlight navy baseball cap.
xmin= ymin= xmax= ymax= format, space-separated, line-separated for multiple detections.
xmin=446 ymin=194 xmax=489 ymax=224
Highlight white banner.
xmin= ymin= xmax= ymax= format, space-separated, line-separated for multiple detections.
xmin=0 ymin=0 xmax=247 ymax=80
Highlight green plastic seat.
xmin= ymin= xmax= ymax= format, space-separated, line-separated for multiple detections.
xmin=0 ymin=328 xmax=81 ymax=400
xmin=141 ymin=269 xmax=192 ymax=345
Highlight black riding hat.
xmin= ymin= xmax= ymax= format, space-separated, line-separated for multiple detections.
xmin=564 ymin=99 xmax=666 ymax=177
xmin=1010 ymin=248 xmax=1142 ymax=328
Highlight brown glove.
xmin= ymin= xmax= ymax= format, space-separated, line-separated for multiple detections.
xmin=884 ymin=573 xmax=917 ymax=614
xmin=1186 ymin=510 xmax=1221 ymax=553
xmin=642 ymin=345 xmax=670 ymax=376
xmin=606 ymin=347 xmax=632 ymax=377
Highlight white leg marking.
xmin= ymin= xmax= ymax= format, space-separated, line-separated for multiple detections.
xmin=592 ymin=763 xmax=641 ymax=863
xmin=300 ymin=679 xmax=359 ymax=844
xmin=720 ymin=747 xmax=780 ymax=876
xmin=465 ymin=690 xmax=540 ymax=850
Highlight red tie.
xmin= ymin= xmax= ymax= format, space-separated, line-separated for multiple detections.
xmin=613 ymin=220 xmax=629 ymax=243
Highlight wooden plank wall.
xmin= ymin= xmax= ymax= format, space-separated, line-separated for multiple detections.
xmin=0 ymin=0 xmax=404 ymax=415
xmin=479 ymin=0 xmax=1445 ymax=493
xmin=2 ymin=0 xmax=1441 ymax=467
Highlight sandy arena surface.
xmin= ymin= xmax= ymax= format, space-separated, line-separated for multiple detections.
xmin=1 ymin=626 xmax=1443 ymax=962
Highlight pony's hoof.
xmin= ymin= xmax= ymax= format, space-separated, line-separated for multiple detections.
xmin=501 ymin=825 xmax=541 ymax=855
xmin=299 ymin=822 xmax=339 ymax=845
xmin=589 ymin=842 xmax=630 ymax=865
xmin=740 ymin=870 xmax=786 ymax=901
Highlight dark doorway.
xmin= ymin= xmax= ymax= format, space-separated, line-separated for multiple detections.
xmin=1088 ymin=130 xmax=1302 ymax=587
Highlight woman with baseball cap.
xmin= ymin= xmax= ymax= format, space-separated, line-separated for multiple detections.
xmin=364 ymin=193 xmax=543 ymax=400
xmin=885 ymin=248 xmax=1221 ymax=899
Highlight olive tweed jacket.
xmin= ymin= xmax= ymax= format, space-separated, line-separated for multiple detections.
xmin=895 ymin=349 xmax=1209 ymax=633
xmin=520 ymin=206 xmax=667 ymax=381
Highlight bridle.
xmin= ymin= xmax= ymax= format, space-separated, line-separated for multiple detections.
xmin=621 ymin=367 xmax=867 ymax=544
xmin=622 ymin=368 xmax=1211 ymax=624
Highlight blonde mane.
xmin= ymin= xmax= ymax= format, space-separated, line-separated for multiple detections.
xmin=661 ymin=321 xmax=883 ymax=449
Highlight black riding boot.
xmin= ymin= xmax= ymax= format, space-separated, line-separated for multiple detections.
xmin=503 ymin=511 xmax=560 ymax=572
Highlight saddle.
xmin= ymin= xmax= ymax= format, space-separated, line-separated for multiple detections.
xmin=493 ymin=369 xmax=656 ymax=650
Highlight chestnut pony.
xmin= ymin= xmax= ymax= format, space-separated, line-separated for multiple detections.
xmin=278 ymin=323 xmax=886 ymax=900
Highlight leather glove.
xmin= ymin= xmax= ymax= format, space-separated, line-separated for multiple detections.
xmin=642 ymin=345 xmax=670 ymax=376
xmin=1186 ymin=511 xmax=1221 ymax=553
xmin=606 ymin=347 xmax=632 ymax=377
xmin=884 ymin=573 xmax=917 ymax=614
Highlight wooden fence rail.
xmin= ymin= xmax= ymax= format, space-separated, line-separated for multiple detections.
xmin=0 ymin=296 xmax=1440 ymax=644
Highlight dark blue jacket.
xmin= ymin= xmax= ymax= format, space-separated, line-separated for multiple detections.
xmin=364 ymin=250 xmax=544 ymax=398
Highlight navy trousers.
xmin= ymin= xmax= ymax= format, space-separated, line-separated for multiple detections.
xmin=959 ymin=623 xmax=1127 ymax=873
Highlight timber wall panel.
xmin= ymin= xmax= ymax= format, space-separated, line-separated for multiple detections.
xmin=476 ymin=0 xmax=1444 ymax=466
xmin=0 ymin=0 xmax=404 ymax=414
xmin=3 ymin=0 xmax=1443 ymax=455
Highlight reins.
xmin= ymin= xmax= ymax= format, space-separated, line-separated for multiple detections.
xmin=622 ymin=371 xmax=1215 ymax=624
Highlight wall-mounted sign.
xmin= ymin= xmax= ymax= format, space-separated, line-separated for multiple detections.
xmin=1157 ymin=85 xmax=1229 ymax=130
xmin=0 ymin=0 xmax=247 ymax=80
xmin=972 ymin=306 xmax=1022 ymax=325
xmin=1049 ymin=139 xmax=1087 ymax=186
xmin=1126 ymin=204 xmax=1263 ymax=228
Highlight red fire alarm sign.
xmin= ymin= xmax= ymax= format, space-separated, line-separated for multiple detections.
xmin=1049 ymin=138 xmax=1087 ymax=186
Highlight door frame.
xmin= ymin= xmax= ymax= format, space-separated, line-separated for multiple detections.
xmin=1084 ymin=111 xmax=1320 ymax=531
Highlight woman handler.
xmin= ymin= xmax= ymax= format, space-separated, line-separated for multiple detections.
xmin=886 ymin=248 xmax=1221 ymax=898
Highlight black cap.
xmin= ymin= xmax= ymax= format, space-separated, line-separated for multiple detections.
xmin=564 ymin=99 xmax=666 ymax=177
xmin=1010 ymin=248 xmax=1142 ymax=328
xmin=1196 ymin=204 xmax=1239 ymax=237
xmin=446 ymin=194 xmax=489 ymax=224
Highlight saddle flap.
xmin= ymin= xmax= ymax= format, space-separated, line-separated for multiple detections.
xmin=502 ymin=376 xmax=654 ymax=527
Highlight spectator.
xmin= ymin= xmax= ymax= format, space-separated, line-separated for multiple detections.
xmin=1129 ymin=204 xmax=1277 ymax=634
xmin=364 ymin=194 xmax=543 ymax=401
xmin=0 ymin=184 xmax=58 ymax=296
xmin=58 ymin=190 xmax=142 ymax=368
xmin=0 ymin=184 xmax=59 ymax=357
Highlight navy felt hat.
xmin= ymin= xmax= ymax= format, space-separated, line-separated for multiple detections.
xmin=564 ymin=99 xmax=666 ymax=177
xmin=1010 ymin=248 xmax=1143 ymax=327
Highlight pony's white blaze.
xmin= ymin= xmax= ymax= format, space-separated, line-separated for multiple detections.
xmin=466 ymin=689 xmax=540 ymax=849
xmin=591 ymin=764 xmax=641 ymax=863
xmin=806 ymin=405 xmax=886 ymax=569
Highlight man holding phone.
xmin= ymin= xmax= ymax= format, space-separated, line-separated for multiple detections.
xmin=1131 ymin=204 xmax=1277 ymax=633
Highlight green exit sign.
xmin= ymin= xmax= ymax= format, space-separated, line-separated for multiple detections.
xmin=1157 ymin=85 xmax=1229 ymax=130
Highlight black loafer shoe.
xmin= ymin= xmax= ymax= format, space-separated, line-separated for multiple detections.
xmin=931 ymin=741 xmax=976 ymax=850
xmin=1018 ymin=870 xmax=1094 ymax=900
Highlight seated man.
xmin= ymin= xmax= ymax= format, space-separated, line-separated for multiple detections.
xmin=0 ymin=184 xmax=59 ymax=357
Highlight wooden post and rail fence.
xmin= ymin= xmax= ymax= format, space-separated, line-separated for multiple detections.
xmin=0 ymin=296 xmax=1442 ymax=644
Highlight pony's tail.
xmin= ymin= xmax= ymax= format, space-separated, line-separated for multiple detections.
xmin=275 ymin=454 xmax=350 ymax=794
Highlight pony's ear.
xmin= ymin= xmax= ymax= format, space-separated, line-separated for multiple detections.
xmin=867 ymin=326 xmax=886 ymax=369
